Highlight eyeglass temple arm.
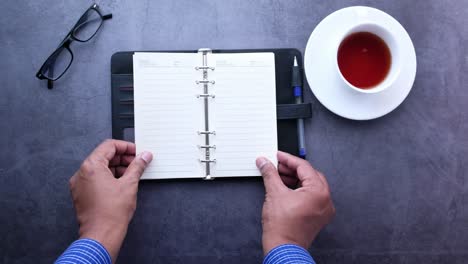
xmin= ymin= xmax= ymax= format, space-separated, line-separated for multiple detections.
xmin=47 ymin=79 xmax=54 ymax=89
xmin=102 ymin=14 xmax=112 ymax=20
xmin=47 ymin=63 xmax=55 ymax=89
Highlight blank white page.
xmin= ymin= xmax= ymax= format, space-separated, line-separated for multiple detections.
xmin=209 ymin=53 xmax=278 ymax=177
xmin=133 ymin=52 xmax=203 ymax=179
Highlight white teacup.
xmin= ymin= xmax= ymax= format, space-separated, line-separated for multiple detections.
xmin=335 ymin=22 xmax=402 ymax=94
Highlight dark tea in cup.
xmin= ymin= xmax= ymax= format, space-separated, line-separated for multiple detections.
xmin=337 ymin=32 xmax=391 ymax=89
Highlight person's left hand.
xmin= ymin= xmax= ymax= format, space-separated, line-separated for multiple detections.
xmin=69 ymin=139 xmax=152 ymax=263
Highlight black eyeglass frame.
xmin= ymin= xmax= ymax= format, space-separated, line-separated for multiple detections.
xmin=35 ymin=4 xmax=112 ymax=89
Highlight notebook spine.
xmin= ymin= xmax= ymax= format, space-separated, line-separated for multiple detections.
xmin=196 ymin=48 xmax=215 ymax=180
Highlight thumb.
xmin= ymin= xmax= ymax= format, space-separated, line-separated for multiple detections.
xmin=122 ymin=151 xmax=153 ymax=182
xmin=256 ymin=157 xmax=285 ymax=193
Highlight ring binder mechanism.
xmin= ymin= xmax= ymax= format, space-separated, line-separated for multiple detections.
xmin=199 ymin=159 xmax=217 ymax=163
xmin=198 ymin=145 xmax=216 ymax=149
xmin=195 ymin=66 xmax=215 ymax=71
xmin=196 ymin=80 xmax=215 ymax=84
xmin=196 ymin=94 xmax=215 ymax=98
xmin=197 ymin=48 xmax=216 ymax=180
xmin=197 ymin=130 xmax=216 ymax=135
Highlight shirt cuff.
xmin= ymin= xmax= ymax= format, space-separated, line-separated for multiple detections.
xmin=263 ymin=244 xmax=315 ymax=264
xmin=55 ymin=238 xmax=112 ymax=264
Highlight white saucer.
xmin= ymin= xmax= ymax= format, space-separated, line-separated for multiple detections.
xmin=304 ymin=6 xmax=417 ymax=120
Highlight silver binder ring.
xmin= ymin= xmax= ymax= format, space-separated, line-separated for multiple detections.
xmin=195 ymin=66 xmax=215 ymax=71
xmin=198 ymin=145 xmax=216 ymax=149
xmin=197 ymin=130 xmax=216 ymax=135
xmin=199 ymin=159 xmax=217 ymax=163
xmin=196 ymin=94 xmax=215 ymax=98
xmin=196 ymin=80 xmax=215 ymax=85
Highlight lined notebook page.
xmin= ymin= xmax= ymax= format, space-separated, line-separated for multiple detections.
xmin=210 ymin=53 xmax=278 ymax=177
xmin=133 ymin=52 xmax=202 ymax=179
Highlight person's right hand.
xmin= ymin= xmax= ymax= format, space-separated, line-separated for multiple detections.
xmin=256 ymin=151 xmax=335 ymax=255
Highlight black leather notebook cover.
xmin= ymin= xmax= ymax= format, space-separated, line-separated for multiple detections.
xmin=111 ymin=48 xmax=312 ymax=157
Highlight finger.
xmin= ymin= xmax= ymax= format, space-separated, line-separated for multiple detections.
xmin=278 ymin=163 xmax=296 ymax=177
xmin=109 ymin=166 xmax=128 ymax=178
xmin=90 ymin=139 xmax=136 ymax=165
xmin=278 ymin=151 xmax=325 ymax=188
xmin=121 ymin=151 xmax=153 ymax=182
xmin=109 ymin=155 xmax=121 ymax=167
xmin=296 ymin=163 xmax=324 ymax=188
xmin=277 ymin=151 xmax=311 ymax=171
xmin=316 ymin=171 xmax=330 ymax=189
xmin=120 ymin=155 xmax=135 ymax=166
xmin=280 ymin=175 xmax=299 ymax=189
xmin=69 ymin=174 xmax=77 ymax=190
xmin=109 ymin=155 xmax=135 ymax=167
xmin=256 ymin=157 xmax=286 ymax=193
xmin=115 ymin=166 xmax=128 ymax=178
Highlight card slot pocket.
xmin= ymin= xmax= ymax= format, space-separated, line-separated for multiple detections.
xmin=119 ymin=99 xmax=134 ymax=105
xmin=112 ymin=74 xmax=134 ymax=91
xmin=119 ymin=86 xmax=134 ymax=91
xmin=118 ymin=112 xmax=134 ymax=119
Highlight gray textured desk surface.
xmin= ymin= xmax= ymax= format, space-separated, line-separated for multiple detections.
xmin=1 ymin=0 xmax=467 ymax=263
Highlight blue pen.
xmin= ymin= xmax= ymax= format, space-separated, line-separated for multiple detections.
xmin=292 ymin=57 xmax=307 ymax=158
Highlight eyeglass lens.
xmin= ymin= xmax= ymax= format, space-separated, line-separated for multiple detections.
xmin=72 ymin=9 xmax=103 ymax=42
xmin=41 ymin=46 xmax=73 ymax=80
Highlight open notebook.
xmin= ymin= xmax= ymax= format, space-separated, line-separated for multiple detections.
xmin=133 ymin=50 xmax=278 ymax=179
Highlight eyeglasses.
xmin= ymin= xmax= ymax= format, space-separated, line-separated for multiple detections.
xmin=36 ymin=4 xmax=112 ymax=89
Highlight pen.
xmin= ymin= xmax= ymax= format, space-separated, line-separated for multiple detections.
xmin=292 ymin=56 xmax=307 ymax=158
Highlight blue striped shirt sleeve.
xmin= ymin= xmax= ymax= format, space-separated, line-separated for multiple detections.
xmin=263 ymin=244 xmax=315 ymax=264
xmin=55 ymin=238 xmax=111 ymax=264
